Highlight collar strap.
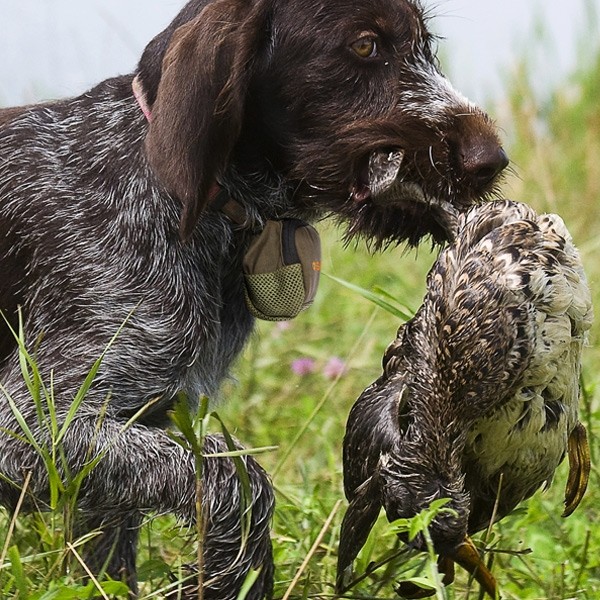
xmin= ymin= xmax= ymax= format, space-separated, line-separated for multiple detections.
xmin=207 ymin=182 xmax=253 ymax=228
xmin=132 ymin=75 xmax=152 ymax=122
xmin=133 ymin=75 xmax=253 ymax=230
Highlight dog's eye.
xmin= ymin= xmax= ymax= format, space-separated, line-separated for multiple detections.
xmin=351 ymin=35 xmax=379 ymax=59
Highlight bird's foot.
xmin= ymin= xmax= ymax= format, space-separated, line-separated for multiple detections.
xmin=563 ymin=421 xmax=591 ymax=517
xmin=450 ymin=537 xmax=498 ymax=599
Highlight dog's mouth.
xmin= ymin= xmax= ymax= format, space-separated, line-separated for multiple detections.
xmin=349 ymin=149 xmax=460 ymax=244
xmin=351 ymin=149 xmax=405 ymax=203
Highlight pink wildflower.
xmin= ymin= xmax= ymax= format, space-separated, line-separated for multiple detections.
xmin=323 ymin=356 xmax=346 ymax=379
xmin=291 ymin=357 xmax=316 ymax=376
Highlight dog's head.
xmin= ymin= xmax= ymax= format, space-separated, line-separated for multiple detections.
xmin=138 ymin=0 xmax=508 ymax=247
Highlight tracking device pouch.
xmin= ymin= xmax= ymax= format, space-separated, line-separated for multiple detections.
xmin=243 ymin=219 xmax=321 ymax=321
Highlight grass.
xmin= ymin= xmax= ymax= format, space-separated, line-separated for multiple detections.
xmin=2 ymin=36 xmax=600 ymax=600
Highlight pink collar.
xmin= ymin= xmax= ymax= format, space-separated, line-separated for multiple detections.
xmin=132 ymin=75 xmax=152 ymax=122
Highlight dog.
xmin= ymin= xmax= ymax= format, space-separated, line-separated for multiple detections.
xmin=0 ymin=0 xmax=508 ymax=597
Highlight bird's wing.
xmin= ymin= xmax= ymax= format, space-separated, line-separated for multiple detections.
xmin=343 ymin=378 xmax=409 ymax=497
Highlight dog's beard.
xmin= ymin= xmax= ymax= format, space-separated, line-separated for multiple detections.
xmin=298 ymin=149 xmax=480 ymax=250
xmin=290 ymin=132 xmax=503 ymax=249
xmin=345 ymin=149 xmax=461 ymax=248
xmin=336 ymin=192 xmax=459 ymax=250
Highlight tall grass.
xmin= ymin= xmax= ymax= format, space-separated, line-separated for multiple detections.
xmin=2 ymin=34 xmax=600 ymax=600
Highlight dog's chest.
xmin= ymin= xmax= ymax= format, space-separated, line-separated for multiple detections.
xmin=173 ymin=239 xmax=255 ymax=399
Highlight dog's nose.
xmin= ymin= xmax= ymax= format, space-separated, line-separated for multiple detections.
xmin=461 ymin=143 xmax=509 ymax=188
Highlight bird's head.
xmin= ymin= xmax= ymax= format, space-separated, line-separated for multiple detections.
xmin=377 ymin=450 xmax=497 ymax=597
xmin=380 ymin=458 xmax=469 ymax=553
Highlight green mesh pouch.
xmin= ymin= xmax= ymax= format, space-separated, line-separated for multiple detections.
xmin=243 ymin=219 xmax=321 ymax=321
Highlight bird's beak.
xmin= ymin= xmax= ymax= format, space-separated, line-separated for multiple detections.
xmin=448 ymin=537 xmax=498 ymax=599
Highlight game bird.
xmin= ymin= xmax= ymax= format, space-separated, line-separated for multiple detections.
xmin=337 ymin=200 xmax=593 ymax=598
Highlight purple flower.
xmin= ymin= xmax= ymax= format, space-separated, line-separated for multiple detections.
xmin=291 ymin=357 xmax=316 ymax=376
xmin=323 ymin=356 xmax=346 ymax=379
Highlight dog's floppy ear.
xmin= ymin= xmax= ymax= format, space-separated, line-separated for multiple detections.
xmin=143 ymin=0 xmax=271 ymax=239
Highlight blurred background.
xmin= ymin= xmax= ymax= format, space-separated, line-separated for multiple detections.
xmin=0 ymin=0 xmax=598 ymax=107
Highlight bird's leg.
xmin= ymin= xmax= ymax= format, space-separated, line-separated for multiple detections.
xmin=562 ymin=421 xmax=591 ymax=517
xmin=450 ymin=537 xmax=498 ymax=599
xmin=437 ymin=556 xmax=455 ymax=586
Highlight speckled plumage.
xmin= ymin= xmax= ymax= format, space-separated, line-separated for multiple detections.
xmin=338 ymin=200 xmax=593 ymax=598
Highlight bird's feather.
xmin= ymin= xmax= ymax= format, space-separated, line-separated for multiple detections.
xmin=338 ymin=200 xmax=593 ymax=598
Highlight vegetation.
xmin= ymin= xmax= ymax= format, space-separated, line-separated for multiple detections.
xmin=2 ymin=30 xmax=600 ymax=600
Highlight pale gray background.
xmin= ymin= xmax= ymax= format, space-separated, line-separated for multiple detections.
xmin=0 ymin=0 xmax=598 ymax=107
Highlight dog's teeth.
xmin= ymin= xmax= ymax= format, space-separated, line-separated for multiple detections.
xmin=368 ymin=150 xmax=404 ymax=197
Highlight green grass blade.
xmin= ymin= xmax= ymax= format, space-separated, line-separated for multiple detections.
xmin=203 ymin=445 xmax=278 ymax=458
xmin=7 ymin=545 xmax=29 ymax=599
xmin=1 ymin=386 xmax=44 ymax=456
xmin=236 ymin=568 xmax=261 ymax=600
xmin=168 ymin=394 xmax=204 ymax=456
xmin=324 ymin=273 xmax=414 ymax=320
xmin=212 ymin=412 xmax=253 ymax=547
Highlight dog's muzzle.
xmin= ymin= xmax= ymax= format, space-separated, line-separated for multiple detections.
xmin=366 ymin=149 xmax=460 ymax=240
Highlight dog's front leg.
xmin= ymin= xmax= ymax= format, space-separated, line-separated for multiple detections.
xmin=0 ymin=415 xmax=274 ymax=599
xmin=66 ymin=421 xmax=275 ymax=599
xmin=74 ymin=511 xmax=143 ymax=596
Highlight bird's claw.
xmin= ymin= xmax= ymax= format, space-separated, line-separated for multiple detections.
xmin=450 ymin=537 xmax=498 ymax=599
xmin=563 ymin=421 xmax=590 ymax=517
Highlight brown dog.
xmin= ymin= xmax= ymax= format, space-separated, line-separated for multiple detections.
xmin=0 ymin=0 xmax=507 ymax=597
